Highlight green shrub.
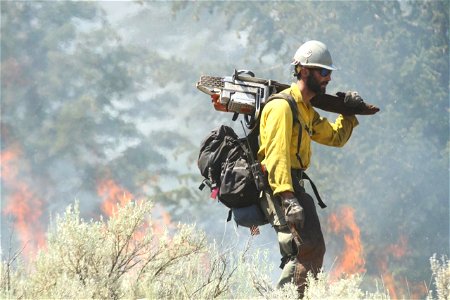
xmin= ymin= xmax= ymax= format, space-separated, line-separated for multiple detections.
xmin=1 ymin=200 xmax=210 ymax=299
xmin=2 ymin=199 xmax=444 ymax=299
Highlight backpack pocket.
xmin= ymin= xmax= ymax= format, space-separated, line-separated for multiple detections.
xmin=219 ymin=158 xmax=258 ymax=208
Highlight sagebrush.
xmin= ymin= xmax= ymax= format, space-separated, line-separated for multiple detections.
xmin=0 ymin=200 xmax=447 ymax=299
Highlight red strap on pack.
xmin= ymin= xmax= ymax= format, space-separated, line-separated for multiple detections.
xmin=210 ymin=187 xmax=219 ymax=199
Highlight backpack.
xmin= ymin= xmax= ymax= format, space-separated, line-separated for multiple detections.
xmin=197 ymin=124 xmax=268 ymax=227
xmin=198 ymin=125 xmax=259 ymax=209
xmin=198 ymin=93 xmax=300 ymax=228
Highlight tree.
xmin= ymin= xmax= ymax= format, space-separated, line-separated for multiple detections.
xmin=0 ymin=1 xmax=200 ymax=255
xmin=169 ymin=1 xmax=449 ymax=296
xmin=1 ymin=2 xmax=448 ymax=298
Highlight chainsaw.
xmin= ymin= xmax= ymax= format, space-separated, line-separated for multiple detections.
xmin=196 ymin=69 xmax=379 ymax=128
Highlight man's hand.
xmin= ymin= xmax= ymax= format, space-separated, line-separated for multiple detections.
xmin=335 ymin=91 xmax=380 ymax=115
xmin=336 ymin=91 xmax=364 ymax=107
xmin=281 ymin=196 xmax=305 ymax=229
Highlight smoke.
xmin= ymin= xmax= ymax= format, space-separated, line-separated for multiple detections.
xmin=1 ymin=2 xmax=448 ymax=299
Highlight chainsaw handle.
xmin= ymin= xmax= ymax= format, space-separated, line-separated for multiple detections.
xmin=234 ymin=69 xmax=255 ymax=79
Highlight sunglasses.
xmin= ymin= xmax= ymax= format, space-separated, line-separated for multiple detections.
xmin=310 ymin=68 xmax=332 ymax=77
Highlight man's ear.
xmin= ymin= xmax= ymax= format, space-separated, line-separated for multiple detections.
xmin=300 ymin=67 xmax=309 ymax=78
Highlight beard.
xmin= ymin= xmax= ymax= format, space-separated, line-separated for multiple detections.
xmin=306 ymin=73 xmax=326 ymax=95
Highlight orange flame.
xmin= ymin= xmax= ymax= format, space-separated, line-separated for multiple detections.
xmin=152 ymin=204 xmax=175 ymax=235
xmin=97 ymin=179 xmax=133 ymax=216
xmin=378 ymin=257 xmax=398 ymax=299
xmin=1 ymin=147 xmax=19 ymax=182
xmin=376 ymin=235 xmax=406 ymax=298
xmin=328 ymin=206 xmax=365 ymax=278
xmin=376 ymin=234 xmax=427 ymax=299
xmin=96 ymin=178 xmax=173 ymax=235
xmin=1 ymin=146 xmax=46 ymax=257
xmin=387 ymin=234 xmax=408 ymax=259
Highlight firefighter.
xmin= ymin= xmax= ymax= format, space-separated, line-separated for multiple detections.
xmin=257 ymin=40 xmax=360 ymax=296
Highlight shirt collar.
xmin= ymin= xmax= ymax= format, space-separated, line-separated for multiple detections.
xmin=290 ymin=83 xmax=304 ymax=104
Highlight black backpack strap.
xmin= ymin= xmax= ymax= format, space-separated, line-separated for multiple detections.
xmin=266 ymin=93 xmax=304 ymax=168
xmin=302 ymin=172 xmax=327 ymax=209
xmin=267 ymin=93 xmax=299 ymax=124
xmin=227 ymin=209 xmax=232 ymax=222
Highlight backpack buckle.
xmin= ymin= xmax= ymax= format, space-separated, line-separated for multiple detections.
xmin=199 ymin=179 xmax=212 ymax=191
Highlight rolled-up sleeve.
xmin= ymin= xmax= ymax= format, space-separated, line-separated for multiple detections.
xmin=311 ymin=112 xmax=359 ymax=147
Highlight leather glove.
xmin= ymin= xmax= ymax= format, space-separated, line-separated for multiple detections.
xmin=281 ymin=197 xmax=305 ymax=229
xmin=336 ymin=91 xmax=364 ymax=108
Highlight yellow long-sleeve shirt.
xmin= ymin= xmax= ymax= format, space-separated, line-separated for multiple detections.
xmin=258 ymin=83 xmax=359 ymax=195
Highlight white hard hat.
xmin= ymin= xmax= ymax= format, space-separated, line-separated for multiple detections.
xmin=292 ymin=40 xmax=337 ymax=70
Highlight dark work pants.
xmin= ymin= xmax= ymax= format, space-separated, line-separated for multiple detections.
xmin=261 ymin=171 xmax=325 ymax=296
xmin=292 ymin=184 xmax=326 ymax=296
